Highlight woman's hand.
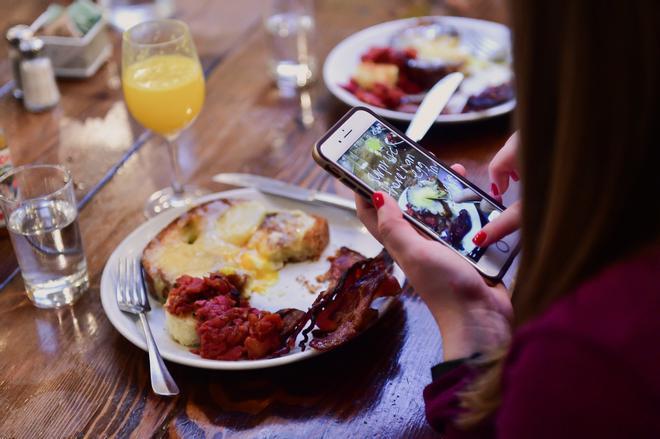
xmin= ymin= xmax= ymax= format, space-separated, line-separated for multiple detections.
xmin=474 ymin=132 xmax=522 ymax=247
xmin=355 ymin=186 xmax=512 ymax=361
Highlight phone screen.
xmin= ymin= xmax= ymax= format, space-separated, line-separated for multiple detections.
xmin=336 ymin=120 xmax=502 ymax=262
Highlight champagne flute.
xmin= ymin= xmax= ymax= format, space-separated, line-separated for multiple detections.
xmin=122 ymin=19 xmax=207 ymax=217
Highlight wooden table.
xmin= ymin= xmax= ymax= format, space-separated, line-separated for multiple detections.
xmin=0 ymin=1 xmax=514 ymax=437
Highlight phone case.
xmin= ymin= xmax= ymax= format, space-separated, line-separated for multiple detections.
xmin=312 ymin=106 xmax=518 ymax=282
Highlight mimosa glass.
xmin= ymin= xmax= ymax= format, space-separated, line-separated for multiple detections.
xmin=122 ymin=19 xmax=207 ymax=217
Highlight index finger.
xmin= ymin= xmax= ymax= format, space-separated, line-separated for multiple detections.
xmin=475 ymin=201 xmax=521 ymax=247
xmin=488 ymin=132 xmax=519 ymax=196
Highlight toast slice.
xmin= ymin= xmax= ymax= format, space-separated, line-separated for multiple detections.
xmin=165 ymin=311 xmax=198 ymax=346
xmin=142 ymin=200 xmax=330 ymax=303
xmin=247 ymin=210 xmax=329 ymax=264
xmin=142 ymin=199 xmax=267 ymax=302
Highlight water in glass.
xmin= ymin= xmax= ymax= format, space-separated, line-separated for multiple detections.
xmin=7 ymin=198 xmax=88 ymax=308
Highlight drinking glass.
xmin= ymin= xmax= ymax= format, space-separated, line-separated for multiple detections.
xmin=0 ymin=165 xmax=88 ymax=308
xmin=99 ymin=0 xmax=175 ymax=32
xmin=122 ymin=19 xmax=207 ymax=217
xmin=264 ymin=0 xmax=317 ymax=89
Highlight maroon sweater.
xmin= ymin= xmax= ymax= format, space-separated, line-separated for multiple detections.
xmin=424 ymin=246 xmax=660 ymax=438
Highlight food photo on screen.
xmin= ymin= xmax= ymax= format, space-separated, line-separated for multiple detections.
xmin=337 ymin=121 xmax=501 ymax=261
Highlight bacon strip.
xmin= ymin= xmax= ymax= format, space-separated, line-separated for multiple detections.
xmin=315 ymin=246 xmax=366 ymax=289
xmin=171 ymin=248 xmax=401 ymax=360
xmin=276 ymin=308 xmax=307 ymax=341
xmin=286 ymin=249 xmax=401 ymax=352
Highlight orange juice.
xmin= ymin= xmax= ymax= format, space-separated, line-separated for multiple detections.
xmin=123 ymin=55 xmax=205 ymax=136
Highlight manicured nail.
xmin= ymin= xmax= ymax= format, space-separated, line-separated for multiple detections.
xmin=472 ymin=230 xmax=487 ymax=246
xmin=511 ymin=171 xmax=519 ymax=182
xmin=372 ymin=192 xmax=384 ymax=209
xmin=491 ymin=183 xmax=499 ymax=196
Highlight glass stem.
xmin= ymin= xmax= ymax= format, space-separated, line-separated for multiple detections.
xmin=165 ymin=136 xmax=185 ymax=195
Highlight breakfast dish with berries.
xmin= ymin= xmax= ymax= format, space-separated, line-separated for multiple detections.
xmin=324 ymin=16 xmax=515 ymax=123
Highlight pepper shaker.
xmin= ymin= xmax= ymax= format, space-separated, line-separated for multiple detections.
xmin=6 ymin=25 xmax=34 ymax=100
xmin=19 ymin=37 xmax=60 ymax=112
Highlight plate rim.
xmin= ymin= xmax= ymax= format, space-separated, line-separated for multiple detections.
xmin=100 ymin=188 xmax=401 ymax=370
xmin=322 ymin=15 xmax=515 ymax=124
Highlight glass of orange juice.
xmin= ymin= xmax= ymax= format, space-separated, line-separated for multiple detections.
xmin=122 ymin=19 xmax=207 ymax=217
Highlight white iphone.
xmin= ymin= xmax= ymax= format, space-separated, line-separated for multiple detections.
xmin=313 ymin=107 xmax=519 ymax=282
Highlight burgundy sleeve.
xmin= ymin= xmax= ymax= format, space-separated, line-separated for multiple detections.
xmin=496 ymin=332 xmax=657 ymax=438
xmin=423 ymin=363 xmax=477 ymax=433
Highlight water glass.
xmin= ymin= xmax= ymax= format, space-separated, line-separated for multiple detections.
xmin=264 ymin=0 xmax=317 ymax=89
xmin=99 ymin=0 xmax=175 ymax=31
xmin=0 ymin=165 xmax=88 ymax=308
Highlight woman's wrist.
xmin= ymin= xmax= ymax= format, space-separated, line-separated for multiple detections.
xmin=404 ymin=249 xmax=513 ymax=362
xmin=428 ymin=289 xmax=511 ymax=361
xmin=436 ymin=313 xmax=483 ymax=361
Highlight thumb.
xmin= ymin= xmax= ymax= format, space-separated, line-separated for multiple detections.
xmin=473 ymin=201 xmax=521 ymax=247
xmin=372 ymin=192 xmax=426 ymax=264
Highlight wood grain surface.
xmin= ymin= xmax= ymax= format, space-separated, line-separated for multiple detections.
xmin=0 ymin=1 xmax=515 ymax=437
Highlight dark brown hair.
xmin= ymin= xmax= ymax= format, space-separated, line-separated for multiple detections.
xmin=459 ymin=0 xmax=660 ymax=426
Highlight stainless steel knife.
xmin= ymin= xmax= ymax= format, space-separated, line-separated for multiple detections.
xmin=212 ymin=173 xmax=356 ymax=211
xmin=405 ymin=72 xmax=464 ymax=142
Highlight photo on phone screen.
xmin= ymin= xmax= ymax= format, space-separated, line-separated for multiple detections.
xmin=336 ymin=120 xmax=503 ymax=262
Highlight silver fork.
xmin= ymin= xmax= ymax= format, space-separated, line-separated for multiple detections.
xmin=116 ymin=257 xmax=179 ymax=396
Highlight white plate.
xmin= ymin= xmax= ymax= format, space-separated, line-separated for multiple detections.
xmin=323 ymin=16 xmax=515 ymax=123
xmin=100 ymin=188 xmax=404 ymax=370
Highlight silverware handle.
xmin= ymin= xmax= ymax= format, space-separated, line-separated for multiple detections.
xmin=313 ymin=192 xmax=356 ymax=211
xmin=139 ymin=313 xmax=180 ymax=396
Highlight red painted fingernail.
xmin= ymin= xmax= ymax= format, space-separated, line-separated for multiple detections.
xmin=491 ymin=183 xmax=499 ymax=196
xmin=472 ymin=230 xmax=487 ymax=246
xmin=372 ymin=192 xmax=384 ymax=209
xmin=511 ymin=171 xmax=519 ymax=182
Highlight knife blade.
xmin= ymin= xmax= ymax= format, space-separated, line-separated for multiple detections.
xmin=212 ymin=173 xmax=356 ymax=211
xmin=405 ymin=72 xmax=464 ymax=142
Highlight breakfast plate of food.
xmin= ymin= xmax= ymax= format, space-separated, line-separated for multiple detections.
xmin=100 ymin=188 xmax=405 ymax=370
xmin=323 ymin=16 xmax=515 ymax=123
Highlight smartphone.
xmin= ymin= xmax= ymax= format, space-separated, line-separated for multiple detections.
xmin=313 ymin=107 xmax=519 ymax=281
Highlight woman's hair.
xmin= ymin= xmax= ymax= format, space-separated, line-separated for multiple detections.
xmin=458 ymin=0 xmax=660 ymax=426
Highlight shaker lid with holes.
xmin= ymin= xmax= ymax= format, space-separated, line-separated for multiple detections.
xmin=19 ymin=37 xmax=45 ymax=58
xmin=6 ymin=24 xmax=33 ymax=46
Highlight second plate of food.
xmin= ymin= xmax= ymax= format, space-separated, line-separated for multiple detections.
xmin=323 ymin=16 xmax=515 ymax=123
xmin=100 ymin=188 xmax=404 ymax=370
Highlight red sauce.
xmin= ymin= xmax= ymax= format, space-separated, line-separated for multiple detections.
xmin=197 ymin=308 xmax=283 ymax=360
xmin=194 ymin=295 xmax=236 ymax=321
xmin=168 ymin=272 xmax=284 ymax=360
xmin=166 ymin=273 xmax=242 ymax=316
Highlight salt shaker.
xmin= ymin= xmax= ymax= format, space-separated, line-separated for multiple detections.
xmin=5 ymin=25 xmax=33 ymax=100
xmin=19 ymin=37 xmax=60 ymax=112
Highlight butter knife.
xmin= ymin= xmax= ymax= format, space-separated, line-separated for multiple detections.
xmin=405 ymin=72 xmax=464 ymax=142
xmin=212 ymin=173 xmax=356 ymax=211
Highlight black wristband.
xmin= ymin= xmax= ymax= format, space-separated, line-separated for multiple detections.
xmin=430 ymin=353 xmax=482 ymax=380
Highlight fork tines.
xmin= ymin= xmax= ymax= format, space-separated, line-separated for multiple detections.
xmin=116 ymin=257 xmax=151 ymax=313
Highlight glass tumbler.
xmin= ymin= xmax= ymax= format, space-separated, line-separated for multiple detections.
xmin=264 ymin=0 xmax=317 ymax=89
xmin=0 ymin=165 xmax=88 ymax=308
